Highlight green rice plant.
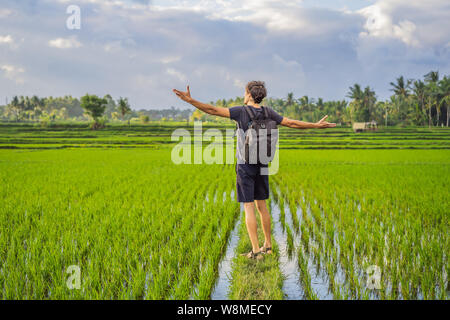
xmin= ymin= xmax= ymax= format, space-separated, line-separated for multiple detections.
xmin=288 ymin=196 xmax=300 ymax=233
xmin=0 ymin=148 xmax=240 ymax=299
xmin=274 ymin=148 xmax=449 ymax=300
xmin=285 ymin=225 xmax=294 ymax=258
xmin=297 ymin=244 xmax=316 ymax=300
xmin=0 ymin=124 xmax=448 ymax=300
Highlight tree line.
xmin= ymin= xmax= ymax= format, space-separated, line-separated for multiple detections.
xmin=1 ymin=70 xmax=448 ymax=128
xmin=197 ymin=71 xmax=449 ymax=127
xmin=0 ymin=94 xmax=191 ymax=126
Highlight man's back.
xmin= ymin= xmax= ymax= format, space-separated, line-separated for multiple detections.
xmin=229 ymin=105 xmax=283 ymax=165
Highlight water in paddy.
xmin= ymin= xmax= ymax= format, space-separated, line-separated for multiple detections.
xmin=269 ymin=197 xmax=305 ymax=299
xmin=211 ymin=189 xmax=334 ymax=300
xmin=210 ymin=196 xmax=242 ymax=300
xmin=270 ymin=188 xmax=333 ymax=299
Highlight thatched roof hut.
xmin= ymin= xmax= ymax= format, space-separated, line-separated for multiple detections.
xmin=352 ymin=121 xmax=377 ymax=133
xmin=352 ymin=122 xmax=366 ymax=133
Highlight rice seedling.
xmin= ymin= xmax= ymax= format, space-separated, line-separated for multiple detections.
xmin=0 ymin=124 xmax=448 ymax=300
xmin=0 ymin=149 xmax=239 ymax=299
xmin=274 ymin=148 xmax=449 ymax=300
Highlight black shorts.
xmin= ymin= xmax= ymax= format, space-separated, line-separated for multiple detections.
xmin=235 ymin=163 xmax=269 ymax=203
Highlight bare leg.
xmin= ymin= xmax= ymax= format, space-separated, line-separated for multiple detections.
xmin=243 ymin=202 xmax=260 ymax=253
xmin=255 ymin=199 xmax=272 ymax=249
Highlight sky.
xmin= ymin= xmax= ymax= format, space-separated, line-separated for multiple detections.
xmin=0 ymin=0 xmax=449 ymax=110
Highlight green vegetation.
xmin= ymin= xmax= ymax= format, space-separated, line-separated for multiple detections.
xmin=80 ymin=94 xmax=107 ymax=129
xmin=0 ymin=148 xmax=238 ymax=299
xmin=1 ymin=71 xmax=449 ymax=127
xmin=272 ymin=149 xmax=449 ymax=299
xmin=117 ymin=97 xmax=131 ymax=121
xmin=0 ymin=95 xmax=191 ymax=124
xmin=0 ymin=122 xmax=449 ymax=150
xmin=0 ymin=123 xmax=448 ymax=299
xmin=228 ymin=207 xmax=284 ymax=300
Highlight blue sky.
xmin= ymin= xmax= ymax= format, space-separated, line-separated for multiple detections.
xmin=0 ymin=0 xmax=449 ymax=109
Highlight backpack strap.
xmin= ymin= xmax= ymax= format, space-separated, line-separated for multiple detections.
xmin=243 ymin=105 xmax=256 ymax=120
xmin=234 ymin=105 xmax=249 ymax=136
xmin=261 ymin=106 xmax=269 ymax=119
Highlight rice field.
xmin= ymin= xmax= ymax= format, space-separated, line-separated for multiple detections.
xmin=0 ymin=123 xmax=448 ymax=299
xmin=272 ymin=150 xmax=449 ymax=299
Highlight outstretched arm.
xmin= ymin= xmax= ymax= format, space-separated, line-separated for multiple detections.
xmin=172 ymin=85 xmax=230 ymax=118
xmin=281 ymin=115 xmax=336 ymax=129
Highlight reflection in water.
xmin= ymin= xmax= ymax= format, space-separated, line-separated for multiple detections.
xmin=270 ymin=197 xmax=305 ymax=300
xmin=271 ymin=192 xmax=334 ymax=300
xmin=211 ymin=188 xmax=337 ymax=300
xmin=211 ymin=202 xmax=242 ymax=300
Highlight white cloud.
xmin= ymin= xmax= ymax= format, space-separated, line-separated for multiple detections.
xmin=233 ymin=78 xmax=245 ymax=88
xmin=166 ymin=68 xmax=187 ymax=82
xmin=48 ymin=37 xmax=82 ymax=49
xmin=0 ymin=0 xmax=448 ymax=106
xmin=357 ymin=0 xmax=450 ymax=48
xmin=358 ymin=4 xmax=419 ymax=47
xmin=273 ymin=54 xmax=302 ymax=68
xmin=151 ymin=0 xmax=317 ymax=34
xmin=0 ymin=35 xmax=13 ymax=44
xmin=160 ymin=56 xmax=182 ymax=64
xmin=134 ymin=74 xmax=156 ymax=88
xmin=0 ymin=64 xmax=25 ymax=84
xmin=0 ymin=8 xmax=12 ymax=18
xmin=103 ymin=41 xmax=121 ymax=53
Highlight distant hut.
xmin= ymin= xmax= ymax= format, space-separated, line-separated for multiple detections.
xmin=352 ymin=122 xmax=366 ymax=133
xmin=352 ymin=121 xmax=377 ymax=133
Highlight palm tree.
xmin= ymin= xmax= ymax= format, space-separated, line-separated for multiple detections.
xmin=347 ymin=84 xmax=376 ymax=122
xmin=316 ymin=97 xmax=324 ymax=109
xmin=375 ymin=101 xmax=387 ymax=126
xmin=286 ymin=92 xmax=294 ymax=106
xmin=438 ymin=76 xmax=450 ymax=127
xmin=315 ymin=98 xmax=324 ymax=122
xmin=363 ymin=86 xmax=376 ymax=121
xmin=347 ymin=84 xmax=364 ymax=122
xmin=29 ymin=95 xmax=43 ymax=121
xmin=8 ymin=96 xmax=20 ymax=121
xmin=298 ymin=95 xmax=309 ymax=110
xmin=347 ymin=84 xmax=364 ymax=101
xmin=117 ymin=97 xmax=131 ymax=121
xmin=298 ymin=95 xmax=315 ymax=122
xmin=424 ymin=71 xmax=439 ymax=127
xmin=412 ymin=80 xmax=426 ymax=126
xmin=425 ymin=71 xmax=439 ymax=83
xmin=390 ymin=76 xmax=411 ymax=98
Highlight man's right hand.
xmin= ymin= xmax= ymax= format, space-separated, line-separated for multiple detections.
xmin=173 ymin=85 xmax=193 ymax=103
xmin=172 ymin=85 xmax=230 ymax=118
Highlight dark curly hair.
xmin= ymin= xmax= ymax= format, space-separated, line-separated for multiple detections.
xmin=246 ymin=81 xmax=267 ymax=104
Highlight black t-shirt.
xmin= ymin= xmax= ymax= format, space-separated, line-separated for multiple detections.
xmin=229 ymin=105 xmax=283 ymax=165
xmin=229 ymin=105 xmax=284 ymax=130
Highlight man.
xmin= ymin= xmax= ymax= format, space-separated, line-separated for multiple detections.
xmin=173 ymin=81 xmax=335 ymax=260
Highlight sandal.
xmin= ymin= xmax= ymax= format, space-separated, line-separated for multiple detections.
xmin=260 ymin=246 xmax=272 ymax=254
xmin=240 ymin=250 xmax=263 ymax=260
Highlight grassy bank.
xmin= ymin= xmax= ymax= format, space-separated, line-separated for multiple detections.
xmin=228 ymin=208 xmax=284 ymax=300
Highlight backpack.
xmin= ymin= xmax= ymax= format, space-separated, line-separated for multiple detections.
xmin=238 ymin=105 xmax=279 ymax=165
